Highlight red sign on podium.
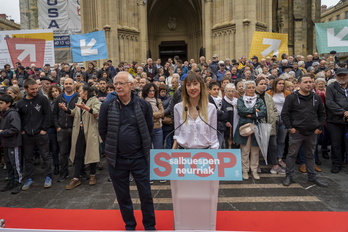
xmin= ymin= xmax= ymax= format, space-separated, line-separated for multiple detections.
xmin=6 ymin=38 xmax=46 ymax=67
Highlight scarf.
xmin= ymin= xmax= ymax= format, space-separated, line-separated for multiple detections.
xmin=223 ymin=95 xmax=238 ymax=107
xmin=243 ymin=94 xmax=257 ymax=108
xmin=211 ymin=95 xmax=222 ymax=109
xmin=145 ymin=97 xmax=159 ymax=112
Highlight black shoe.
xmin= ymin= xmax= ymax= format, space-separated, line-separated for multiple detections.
xmin=308 ymin=178 xmax=328 ymax=188
xmin=283 ymin=176 xmax=294 ymax=186
xmin=57 ymin=175 xmax=69 ymax=182
xmin=11 ymin=184 xmax=21 ymax=194
xmin=315 ymin=159 xmax=322 ymax=165
xmin=0 ymin=182 xmax=14 ymax=192
xmin=54 ymin=165 xmax=60 ymax=175
xmin=331 ymin=165 xmax=341 ymax=174
xmin=322 ymin=151 xmax=330 ymax=159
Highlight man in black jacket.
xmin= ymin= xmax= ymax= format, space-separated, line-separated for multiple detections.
xmin=326 ymin=68 xmax=348 ymax=174
xmin=53 ymin=78 xmax=79 ymax=181
xmin=98 ymin=72 xmax=156 ymax=230
xmin=16 ymin=79 xmax=53 ymax=190
xmin=281 ymin=75 xmax=327 ymax=187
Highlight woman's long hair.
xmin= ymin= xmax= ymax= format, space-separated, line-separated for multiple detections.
xmin=181 ymin=72 xmax=209 ymax=122
xmin=271 ymin=78 xmax=286 ymax=93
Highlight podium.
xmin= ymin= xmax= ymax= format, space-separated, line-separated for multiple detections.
xmin=171 ymin=180 xmax=219 ymax=230
xmin=150 ymin=149 xmax=242 ymax=230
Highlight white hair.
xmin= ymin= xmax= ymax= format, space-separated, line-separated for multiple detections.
xmin=298 ymin=61 xmax=305 ymax=67
xmin=315 ymin=78 xmax=326 ymax=85
xmin=225 ymin=83 xmax=236 ymax=92
xmin=113 ymin=71 xmax=134 ymax=83
xmin=243 ymin=80 xmax=256 ymax=89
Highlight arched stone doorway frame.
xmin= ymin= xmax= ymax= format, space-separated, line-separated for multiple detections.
xmin=147 ymin=0 xmax=203 ymax=63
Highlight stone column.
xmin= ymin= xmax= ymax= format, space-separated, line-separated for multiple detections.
xmin=138 ymin=1 xmax=148 ymax=62
xmin=203 ymin=0 xmax=213 ymax=59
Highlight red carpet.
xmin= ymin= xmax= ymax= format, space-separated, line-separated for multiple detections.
xmin=1 ymin=207 xmax=348 ymax=231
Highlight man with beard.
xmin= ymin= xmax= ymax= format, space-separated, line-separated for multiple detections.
xmin=53 ymin=78 xmax=79 ymax=182
xmin=281 ymin=75 xmax=326 ymax=187
xmin=326 ymin=68 xmax=348 ymax=174
xmin=97 ymin=78 xmax=108 ymax=103
xmin=17 ymin=79 xmax=53 ymax=190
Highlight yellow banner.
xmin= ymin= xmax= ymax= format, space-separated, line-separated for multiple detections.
xmin=249 ymin=32 xmax=288 ymax=60
xmin=12 ymin=33 xmax=54 ymax=41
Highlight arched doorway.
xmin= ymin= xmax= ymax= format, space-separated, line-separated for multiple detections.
xmin=147 ymin=0 xmax=202 ymax=63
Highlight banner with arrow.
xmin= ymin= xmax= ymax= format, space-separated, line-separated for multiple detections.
xmin=249 ymin=31 xmax=288 ymax=60
xmin=70 ymin=30 xmax=108 ymax=62
xmin=315 ymin=19 xmax=348 ymax=54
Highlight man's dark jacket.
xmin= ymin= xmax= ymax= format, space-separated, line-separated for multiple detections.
xmin=326 ymin=81 xmax=348 ymax=124
xmin=281 ymin=90 xmax=325 ymax=136
xmin=53 ymin=93 xmax=79 ymax=129
xmin=16 ymin=94 xmax=51 ymax=135
xmin=98 ymin=92 xmax=154 ymax=167
xmin=0 ymin=108 xmax=22 ymax=147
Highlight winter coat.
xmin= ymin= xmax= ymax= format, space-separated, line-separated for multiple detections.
xmin=281 ymin=91 xmax=325 ymax=135
xmin=16 ymin=94 xmax=51 ymax=135
xmin=98 ymin=92 xmax=153 ymax=167
xmin=326 ymin=81 xmax=348 ymax=124
xmin=209 ymin=95 xmax=228 ymax=131
xmin=69 ymin=96 xmax=101 ymax=164
xmin=256 ymin=92 xmax=278 ymax=136
xmin=53 ymin=93 xmax=79 ymax=129
xmin=0 ymin=108 xmax=22 ymax=147
xmin=233 ymin=97 xmax=267 ymax=146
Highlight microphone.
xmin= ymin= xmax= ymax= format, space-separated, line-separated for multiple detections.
xmin=196 ymin=106 xmax=225 ymax=148
xmin=163 ymin=106 xmax=188 ymax=149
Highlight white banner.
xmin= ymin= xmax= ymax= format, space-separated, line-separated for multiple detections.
xmin=0 ymin=29 xmax=55 ymax=68
xmin=38 ymin=0 xmax=81 ymax=47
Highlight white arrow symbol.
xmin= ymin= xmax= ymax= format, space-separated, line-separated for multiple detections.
xmin=327 ymin=27 xmax=348 ymax=47
xmin=80 ymin=38 xmax=98 ymax=56
xmin=15 ymin=44 xmax=36 ymax=62
xmin=261 ymin=38 xmax=281 ymax=57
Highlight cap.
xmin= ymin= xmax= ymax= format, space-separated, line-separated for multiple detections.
xmin=330 ymin=51 xmax=337 ymax=54
xmin=218 ymin=61 xmax=225 ymax=66
xmin=251 ymin=56 xmax=258 ymax=60
xmin=0 ymin=86 xmax=8 ymax=94
xmin=18 ymin=66 xmax=25 ymax=70
xmin=213 ymin=54 xmax=219 ymax=58
xmin=336 ymin=68 xmax=348 ymax=75
xmin=40 ymin=77 xmax=53 ymax=83
xmin=34 ymin=68 xmax=40 ymax=71
xmin=44 ymin=64 xmax=50 ymax=67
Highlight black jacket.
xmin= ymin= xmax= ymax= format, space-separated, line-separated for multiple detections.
xmin=53 ymin=93 xmax=79 ymax=129
xmin=281 ymin=91 xmax=325 ymax=135
xmin=326 ymin=81 xmax=348 ymax=124
xmin=98 ymin=92 xmax=154 ymax=167
xmin=209 ymin=95 xmax=228 ymax=131
xmin=0 ymin=108 xmax=22 ymax=147
xmin=16 ymin=94 xmax=52 ymax=135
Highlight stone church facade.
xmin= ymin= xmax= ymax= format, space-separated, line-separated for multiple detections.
xmin=80 ymin=0 xmax=321 ymax=65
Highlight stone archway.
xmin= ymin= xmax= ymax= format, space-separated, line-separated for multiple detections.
xmin=147 ymin=0 xmax=202 ymax=63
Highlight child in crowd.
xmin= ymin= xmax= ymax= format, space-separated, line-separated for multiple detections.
xmin=208 ymin=82 xmax=228 ymax=148
xmin=0 ymin=94 xmax=22 ymax=194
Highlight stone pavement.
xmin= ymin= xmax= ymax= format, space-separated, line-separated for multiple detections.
xmin=0 ymin=154 xmax=348 ymax=212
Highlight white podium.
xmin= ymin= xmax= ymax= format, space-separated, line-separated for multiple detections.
xmin=171 ymin=180 xmax=220 ymax=230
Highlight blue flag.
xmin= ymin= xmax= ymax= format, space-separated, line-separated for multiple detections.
xmin=315 ymin=19 xmax=348 ymax=54
xmin=70 ymin=31 xmax=108 ymax=62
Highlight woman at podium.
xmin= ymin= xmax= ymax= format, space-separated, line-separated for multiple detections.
xmin=172 ymin=72 xmax=219 ymax=149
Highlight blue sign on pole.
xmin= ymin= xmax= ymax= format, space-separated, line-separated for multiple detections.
xmin=150 ymin=149 xmax=242 ymax=181
xmin=315 ymin=19 xmax=348 ymax=54
xmin=70 ymin=30 xmax=108 ymax=62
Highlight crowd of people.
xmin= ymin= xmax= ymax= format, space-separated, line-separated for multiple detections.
xmin=0 ymin=52 xmax=347 ymax=200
